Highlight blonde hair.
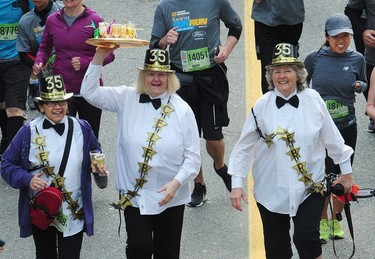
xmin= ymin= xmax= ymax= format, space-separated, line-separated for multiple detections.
xmin=136 ymin=70 xmax=180 ymax=95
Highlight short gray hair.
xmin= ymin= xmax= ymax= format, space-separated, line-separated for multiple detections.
xmin=265 ymin=65 xmax=308 ymax=92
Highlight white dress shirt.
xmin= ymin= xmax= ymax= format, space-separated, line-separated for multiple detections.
xmin=228 ymin=88 xmax=353 ymax=216
xmin=81 ymin=64 xmax=201 ymax=215
xmin=29 ymin=115 xmax=84 ymax=237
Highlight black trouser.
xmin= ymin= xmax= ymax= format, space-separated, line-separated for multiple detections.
xmin=32 ymin=225 xmax=83 ymax=259
xmin=254 ymin=21 xmax=303 ymax=94
xmin=325 ymin=124 xmax=357 ymax=174
xmin=124 ymin=205 xmax=185 ymax=259
xmin=257 ymin=193 xmax=324 ymax=259
xmin=364 ymin=63 xmax=374 ymax=101
xmin=68 ymin=96 xmax=102 ymax=139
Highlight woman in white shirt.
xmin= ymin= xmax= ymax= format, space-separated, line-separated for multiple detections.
xmin=228 ymin=43 xmax=354 ymax=259
xmin=1 ymin=74 xmax=105 ymax=258
xmin=81 ymin=48 xmax=201 ymax=259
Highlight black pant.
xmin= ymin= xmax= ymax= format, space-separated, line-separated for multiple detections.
xmin=257 ymin=193 xmax=324 ymax=259
xmin=325 ymin=124 xmax=357 ymax=174
xmin=32 ymin=225 xmax=83 ymax=259
xmin=254 ymin=21 xmax=303 ymax=94
xmin=124 ymin=205 xmax=185 ymax=259
xmin=68 ymin=96 xmax=102 ymax=139
xmin=364 ymin=63 xmax=374 ymax=101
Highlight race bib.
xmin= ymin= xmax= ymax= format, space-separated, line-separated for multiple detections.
xmin=52 ymin=211 xmax=68 ymax=232
xmin=0 ymin=23 xmax=19 ymax=41
xmin=181 ymin=47 xmax=211 ymax=72
xmin=325 ymin=99 xmax=349 ymax=119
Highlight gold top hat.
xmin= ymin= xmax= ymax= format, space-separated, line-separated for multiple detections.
xmin=139 ymin=49 xmax=175 ymax=73
xmin=266 ymin=43 xmax=304 ymax=68
xmin=34 ymin=74 xmax=73 ymax=102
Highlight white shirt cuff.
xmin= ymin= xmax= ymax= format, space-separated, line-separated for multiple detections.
xmin=232 ymin=175 xmax=245 ymax=189
xmin=339 ymin=159 xmax=352 ymax=175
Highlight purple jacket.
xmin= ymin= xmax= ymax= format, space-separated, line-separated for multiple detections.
xmin=34 ymin=6 xmax=115 ymax=93
xmin=1 ymin=116 xmax=101 ymax=238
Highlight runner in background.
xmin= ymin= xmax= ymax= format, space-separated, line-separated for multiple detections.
xmin=17 ymin=0 xmax=62 ymax=110
xmin=0 ymin=0 xmax=34 ymax=158
xmin=149 ymin=0 xmax=242 ymax=207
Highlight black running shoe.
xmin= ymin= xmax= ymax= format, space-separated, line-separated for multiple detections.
xmin=187 ymin=183 xmax=207 ymax=207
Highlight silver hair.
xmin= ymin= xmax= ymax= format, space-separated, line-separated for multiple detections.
xmin=265 ymin=65 xmax=308 ymax=92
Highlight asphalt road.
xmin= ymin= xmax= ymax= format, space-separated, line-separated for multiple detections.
xmin=1 ymin=0 xmax=375 ymax=258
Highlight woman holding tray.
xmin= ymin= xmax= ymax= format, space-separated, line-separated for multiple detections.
xmin=81 ymin=47 xmax=201 ymax=259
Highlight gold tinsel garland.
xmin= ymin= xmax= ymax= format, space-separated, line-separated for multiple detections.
xmin=264 ymin=126 xmax=325 ymax=195
xmin=32 ymin=131 xmax=84 ymax=220
xmin=111 ymin=100 xmax=175 ymax=210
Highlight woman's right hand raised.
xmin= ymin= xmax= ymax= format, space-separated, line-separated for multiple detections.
xmin=92 ymin=45 xmax=119 ymax=65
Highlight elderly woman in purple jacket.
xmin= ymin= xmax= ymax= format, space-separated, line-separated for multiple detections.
xmin=32 ymin=0 xmax=115 ymax=139
xmin=1 ymin=75 xmax=105 ymax=258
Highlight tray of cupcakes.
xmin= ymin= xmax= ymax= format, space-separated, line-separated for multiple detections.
xmin=86 ymin=20 xmax=149 ymax=48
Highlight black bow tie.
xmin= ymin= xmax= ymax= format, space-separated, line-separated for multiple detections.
xmin=139 ymin=94 xmax=161 ymax=110
xmin=43 ymin=119 xmax=65 ymax=135
xmin=276 ymin=95 xmax=299 ymax=109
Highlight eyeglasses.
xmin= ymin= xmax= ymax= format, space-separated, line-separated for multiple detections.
xmin=43 ymin=101 xmax=68 ymax=107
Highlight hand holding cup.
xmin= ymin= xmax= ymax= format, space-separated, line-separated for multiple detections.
xmin=89 ymin=150 xmax=107 ymax=176
xmin=94 ymin=153 xmax=105 ymax=170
